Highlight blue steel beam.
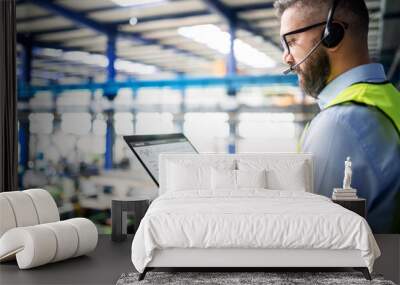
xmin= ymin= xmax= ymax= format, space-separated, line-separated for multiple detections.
xmin=104 ymin=35 xmax=116 ymax=170
xmin=20 ymin=37 xmax=33 ymax=87
xmin=18 ymin=115 xmax=30 ymax=171
xmin=19 ymin=40 xmax=33 ymax=172
xmin=104 ymin=114 xmax=114 ymax=170
xmin=227 ymin=22 xmax=237 ymax=96
xmin=30 ymin=0 xmax=211 ymax=61
xmin=106 ymin=35 xmax=116 ymax=84
xmin=177 ymin=73 xmax=186 ymax=113
xmin=227 ymin=23 xmax=237 ymax=76
xmin=233 ymin=2 xmax=274 ymax=13
xmin=228 ymin=120 xmax=236 ymax=154
xmin=203 ymin=0 xmax=236 ymax=23
xmin=201 ymin=0 xmax=281 ymax=50
xmin=18 ymin=74 xmax=298 ymax=98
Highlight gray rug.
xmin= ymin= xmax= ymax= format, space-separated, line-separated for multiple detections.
xmin=116 ymin=271 xmax=396 ymax=285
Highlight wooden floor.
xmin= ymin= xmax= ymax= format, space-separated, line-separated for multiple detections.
xmin=0 ymin=234 xmax=398 ymax=285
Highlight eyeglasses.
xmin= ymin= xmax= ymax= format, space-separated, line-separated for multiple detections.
xmin=280 ymin=21 xmax=348 ymax=54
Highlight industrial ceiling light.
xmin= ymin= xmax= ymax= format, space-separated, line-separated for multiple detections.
xmin=115 ymin=59 xmax=158 ymax=75
xmin=129 ymin=17 xmax=138 ymax=26
xmin=178 ymin=24 xmax=277 ymax=69
xmin=112 ymin=0 xmax=168 ymax=7
xmin=39 ymin=48 xmax=63 ymax=58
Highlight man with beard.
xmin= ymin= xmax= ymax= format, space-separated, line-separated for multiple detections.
xmin=275 ymin=0 xmax=400 ymax=233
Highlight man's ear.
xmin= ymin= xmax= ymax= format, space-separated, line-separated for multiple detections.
xmin=326 ymin=41 xmax=343 ymax=52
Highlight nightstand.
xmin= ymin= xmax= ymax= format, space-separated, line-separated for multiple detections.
xmin=111 ymin=197 xmax=150 ymax=242
xmin=332 ymin=198 xmax=366 ymax=218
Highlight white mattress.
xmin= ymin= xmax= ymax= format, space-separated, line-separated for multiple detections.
xmin=131 ymin=190 xmax=380 ymax=273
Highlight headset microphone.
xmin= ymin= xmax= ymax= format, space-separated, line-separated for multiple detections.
xmin=283 ymin=36 xmax=326 ymax=75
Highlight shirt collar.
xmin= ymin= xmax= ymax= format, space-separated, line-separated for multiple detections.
xmin=317 ymin=63 xmax=387 ymax=109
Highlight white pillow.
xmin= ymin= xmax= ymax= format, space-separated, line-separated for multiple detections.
xmin=211 ymin=168 xmax=268 ymax=191
xmin=167 ymin=162 xmax=211 ymax=191
xmin=237 ymin=160 xmax=308 ymax=192
xmin=211 ymin=168 xmax=236 ymax=190
xmin=236 ymin=169 xmax=267 ymax=189
xmin=267 ymin=162 xmax=307 ymax=191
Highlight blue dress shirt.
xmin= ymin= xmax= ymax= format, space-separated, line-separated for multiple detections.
xmin=302 ymin=63 xmax=400 ymax=233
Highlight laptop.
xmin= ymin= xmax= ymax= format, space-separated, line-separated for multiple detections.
xmin=123 ymin=133 xmax=198 ymax=186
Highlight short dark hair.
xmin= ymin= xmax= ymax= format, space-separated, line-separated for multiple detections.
xmin=274 ymin=0 xmax=369 ymax=37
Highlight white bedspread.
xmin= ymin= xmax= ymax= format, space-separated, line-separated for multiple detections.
xmin=131 ymin=190 xmax=380 ymax=273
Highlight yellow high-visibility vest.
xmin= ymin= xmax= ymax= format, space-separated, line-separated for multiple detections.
xmin=325 ymin=82 xmax=400 ymax=135
xmin=298 ymin=82 xmax=400 ymax=152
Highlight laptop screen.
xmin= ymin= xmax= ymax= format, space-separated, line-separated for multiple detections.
xmin=123 ymin=133 xmax=198 ymax=186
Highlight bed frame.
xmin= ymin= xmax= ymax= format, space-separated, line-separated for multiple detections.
xmin=138 ymin=248 xmax=371 ymax=280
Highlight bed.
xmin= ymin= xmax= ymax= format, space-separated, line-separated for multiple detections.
xmin=131 ymin=153 xmax=380 ymax=281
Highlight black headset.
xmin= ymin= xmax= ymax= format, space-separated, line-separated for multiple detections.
xmin=322 ymin=0 xmax=345 ymax=48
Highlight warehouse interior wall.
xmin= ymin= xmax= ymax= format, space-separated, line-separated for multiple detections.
xmin=11 ymin=0 xmax=400 ymax=234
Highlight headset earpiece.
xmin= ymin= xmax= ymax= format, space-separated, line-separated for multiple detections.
xmin=322 ymin=22 xmax=345 ymax=48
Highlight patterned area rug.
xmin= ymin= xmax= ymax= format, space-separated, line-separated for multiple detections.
xmin=116 ymin=271 xmax=396 ymax=285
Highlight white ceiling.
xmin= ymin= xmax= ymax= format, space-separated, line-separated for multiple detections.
xmin=16 ymin=0 xmax=394 ymax=83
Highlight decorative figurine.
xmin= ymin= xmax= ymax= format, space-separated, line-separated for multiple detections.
xmin=343 ymin=156 xmax=352 ymax=190
xmin=332 ymin=157 xmax=357 ymax=199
